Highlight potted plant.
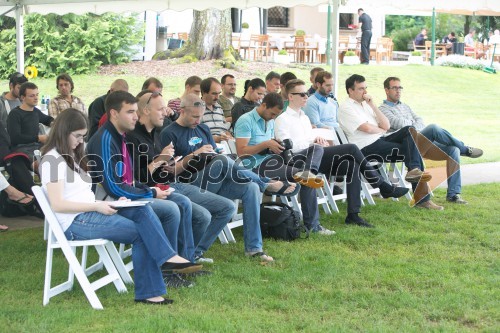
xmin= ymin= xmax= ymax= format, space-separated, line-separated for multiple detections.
xmin=241 ymin=22 xmax=249 ymax=31
xmin=408 ymin=51 xmax=424 ymax=64
xmin=343 ymin=50 xmax=360 ymax=65
xmin=295 ymin=29 xmax=306 ymax=37
xmin=274 ymin=49 xmax=290 ymax=64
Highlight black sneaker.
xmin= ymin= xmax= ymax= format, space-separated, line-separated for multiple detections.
xmin=446 ymin=194 xmax=468 ymax=204
xmin=462 ymin=147 xmax=483 ymax=158
xmin=180 ymin=270 xmax=213 ymax=279
xmin=345 ymin=215 xmax=374 ymax=228
xmin=380 ymin=184 xmax=409 ymax=199
xmin=163 ymin=273 xmax=195 ymax=288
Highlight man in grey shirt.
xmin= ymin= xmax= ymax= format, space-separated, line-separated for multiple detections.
xmin=0 ymin=72 xmax=28 ymax=129
xmin=379 ymin=76 xmax=483 ymax=205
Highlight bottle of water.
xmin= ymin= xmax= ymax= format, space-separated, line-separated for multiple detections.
xmin=40 ymin=95 xmax=46 ymax=112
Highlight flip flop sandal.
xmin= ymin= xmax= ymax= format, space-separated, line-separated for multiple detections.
xmin=264 ymin=182 xmax=300 ymax=197
xmin=7 ymin=193 xmax=35 ymax=207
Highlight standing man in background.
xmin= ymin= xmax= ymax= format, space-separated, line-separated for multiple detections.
xmin=358 ymin=8 xmax=372 ymax=65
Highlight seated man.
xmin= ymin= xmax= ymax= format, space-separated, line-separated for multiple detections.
xmin=142 ymin=77 xmax=177 ymax=126
xmin=218 ymin=74 xmax=240 ymax=123
xmin=338 ymin=74 xmax=438 ymax=210
xmin=414 ymin=28 xmax=427 ymax=46
xmin=279 ymin=72 xmax=297 ymax=111
xmin=7 ymin=82 xmax=53 ymax=162
xmin=127 ymin=90 xmax=236 ymax=264
xmin=200 ymin=77 xmax=233 ymax=143
xmin=160 ymin=93 xmax=285 ymax=262
xmin=265 ymin=71 xmax=281 ymax=94
xmin=168 ymin=76 xmax=202 ymax=115
xmin=87 ymin=79 xmax=129 ymax=140
xmin=234 ymin=92 xmax=341 ymax=233
xmin=48 ymin=73 xmax=86 ymax=118
xmin=276 ymin=80 xmax=408 ymax=228
xmin=86 ymin=91 xmax=198 ymax=287
xmin=379 ymin=76 xmax=482 ymax=205
xmin=304 ymin=71 xmax=339 ymax=131
xmin=443 ymin=32 xmax=457 ymax=54
xmin=306 ymin=67 xmax=324 ymax=96
xmin=0 ymin=72 xmax=28 ymax=130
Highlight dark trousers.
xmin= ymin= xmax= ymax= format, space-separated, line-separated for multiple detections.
xmin=360 ymin=30 xmax=372 ymax=64
xmin=6 ymin=156 xmax=35 ymax=195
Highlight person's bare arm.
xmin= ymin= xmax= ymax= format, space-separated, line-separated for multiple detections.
xmin=235 ymin=137 xmax=284 ymax=156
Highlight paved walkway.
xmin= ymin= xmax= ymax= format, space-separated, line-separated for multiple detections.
xmin=1 ymin=162 xmax=499 ymax=232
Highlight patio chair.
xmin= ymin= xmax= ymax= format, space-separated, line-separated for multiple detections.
xmin=424 ymin=41 xmax=446 ymax=62
xmin=33 ymin=186 xmax=128 ymax=310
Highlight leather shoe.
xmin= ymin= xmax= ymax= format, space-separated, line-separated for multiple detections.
xmin=135 ymin=298 xmax=174 ymax=305
xmin=161 ymin=261 xmax=203 ymax=274
xmin=345 ymin=215 xmax=374 ymax=228
xmin=380 ymin=185 xmax=409 ymax=199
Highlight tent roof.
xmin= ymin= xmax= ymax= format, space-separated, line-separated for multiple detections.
xmin=0 ymin=0 xmax=329 ymax=15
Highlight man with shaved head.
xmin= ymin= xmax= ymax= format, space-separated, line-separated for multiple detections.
xmin=87 ymin=79 xmax=129 ymax=140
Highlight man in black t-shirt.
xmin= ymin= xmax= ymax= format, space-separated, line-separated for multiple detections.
xmin=358 ymin=8 xmax=372 ymax=64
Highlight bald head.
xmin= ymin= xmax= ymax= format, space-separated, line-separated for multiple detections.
xmin=110 ymin=79 xmax=129 ymax=93
xmin=178 ymin=93 xmax=206 ymax=128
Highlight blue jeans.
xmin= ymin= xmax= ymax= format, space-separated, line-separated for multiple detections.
xmin=420 ymin=124 xmax=462 ymax=197
xmin=191 ymin=156 xmax=264 ymax=253
xmin=147 ymin=198 xmax=181 ymax=254
xmin=64 ymin=205 xmax=174 ymax=300
xmin=170 ymin=182 xmax=235 ymax=257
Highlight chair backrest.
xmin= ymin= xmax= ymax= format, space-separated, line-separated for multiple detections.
xmin=178 ymin=32 xmax=189 ymax=41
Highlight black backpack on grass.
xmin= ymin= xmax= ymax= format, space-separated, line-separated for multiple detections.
xmin=259 ymin=202 xmax=308 ymax=241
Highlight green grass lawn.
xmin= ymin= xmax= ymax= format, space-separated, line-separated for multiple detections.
xmin=6 ymin=63 xmax=497 ymax=163
xmin=1 ymin=184 xmax=498 ymax=332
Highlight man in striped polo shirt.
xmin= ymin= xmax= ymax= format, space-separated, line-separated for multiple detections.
xmin=200 ymin=77 xmax=233 ymax=143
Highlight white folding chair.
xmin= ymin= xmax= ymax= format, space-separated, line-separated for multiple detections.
xmin=33 ymin=186 xmax=129 ymax=310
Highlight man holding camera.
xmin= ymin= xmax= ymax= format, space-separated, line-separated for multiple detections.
xmin=234 ymin=92 xmax=335 ymax=235
xmin=274 ymin=80 xmax=409 ymax=229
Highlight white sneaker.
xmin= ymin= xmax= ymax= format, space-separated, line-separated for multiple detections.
xmin=194 ymin=255 xmax=214 ymax=264
xmin=315 ymin=225 xmax=336 ymax=235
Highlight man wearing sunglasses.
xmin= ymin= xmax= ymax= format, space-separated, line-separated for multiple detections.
xmin=379 ymin=76 xmax=483 ymax=205
xmin=0 ymin=72 xmax=28 ymax=130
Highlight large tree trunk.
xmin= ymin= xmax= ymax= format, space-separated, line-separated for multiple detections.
xmin=188 ymin=9 xmax=232 ymax=60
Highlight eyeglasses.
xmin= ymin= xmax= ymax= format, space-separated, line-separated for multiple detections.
xmin=389 ymin=86 xmax=404 ymax=91
xmin=146 ymin=92 xmax=162 ymax=105
xmin=180 ymin=101 xmax=206 ymax=108
xmin=290 ymin=92 xmax=308 ymax=97
xmin=71 ymin=133 xmax=87 ymax=141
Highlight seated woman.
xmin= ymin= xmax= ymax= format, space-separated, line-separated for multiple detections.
xmin=39 ymin=108 xmax=201 ymax=305
xmin=231 ymin=78 xmax=266 ymax=128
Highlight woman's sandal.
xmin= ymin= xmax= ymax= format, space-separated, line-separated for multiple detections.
xmin=7 ymin=193 xmax=35 ymax=207
xmin=264 ymin=182 xmax=299 ymax=197
xmin=246 ymin=251 xmax=274 ymax=262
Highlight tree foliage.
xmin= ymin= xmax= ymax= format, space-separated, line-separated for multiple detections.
xmin=0 ymin=13 xmax=144 ymax=77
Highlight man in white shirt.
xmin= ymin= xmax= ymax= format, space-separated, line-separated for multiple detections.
xmin=275 ymin=79 xmax=409 ymax=228
xmin=338 ymin=74 xmax=440 ymax=210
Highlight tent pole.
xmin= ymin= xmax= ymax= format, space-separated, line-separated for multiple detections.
xmin=15 ymin=5 xmax=25 ymax=73
xmin=326 ymin=2 xmax=331 ymax=63
xmin=331 ymin=0 xmax=340 ymax=97
xmin=431 ymin=7 xmax=436 ymax=66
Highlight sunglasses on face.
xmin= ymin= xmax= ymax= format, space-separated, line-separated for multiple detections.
xmin=290 ymin=92 xmax=308 ymax=97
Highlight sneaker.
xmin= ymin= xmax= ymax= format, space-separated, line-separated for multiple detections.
xmin=415 ymin=200 xmax=444 ymax=210
xmin=447 ymin=194 xmax=468 ymax=204
xmin=312 ymin=225 xmax=336 ymax=235
xmin=293 ymin=170 xmax=324 ymax=189
xmin=163 ymin=273 xmax=195 ymax=288
xmin=345 ymin=215 xmax=374 ymax=228
xmin=462 ymin=146 xmax=483 ymax=158
xmin=380 ymin=184 xmax=410 ymax=199
xmin=245 ymin=251 xmax=274 ymax=262
xmin=405 ymin=168 xmax=432 ymax=183
xmin=194 ymin=255 xmax=214 ymax=264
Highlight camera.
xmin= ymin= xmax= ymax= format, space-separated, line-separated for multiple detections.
xmin=281 ymin=138 xmax=294 ymax=164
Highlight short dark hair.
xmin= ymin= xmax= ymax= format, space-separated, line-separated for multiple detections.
xmin=310 ymin=67 xmax=324 ymax=76
xmin=315 ymin=71 xmax=332 ymax=85
xmin=221 ymin=74 xmax=235 ymax=85
xmin=105 ymin=91 xmax=137 ymax=118
xmin=200 ymin=77 xmax=220 ymax=94
xmin=358 ymin=8 xmax=364 ymax=12
xmin=285 ymin=79 xmax=305 ymax=96
xmin=450 ymin=32 xmax=456 ymax=37
xmin=9 ymin=72 xmax=28 ymax=86
xmin=244 ymin=78 xmax=266 ymax=95
xmin=383 ymin=77 xmax=400 ymax=89
xmin=280 ymin=72 xmax=297 ymax=86
xmin=265 ymin=71 xmax=280 ymax=81
xmin=345 ymin=74 xmax=365 ymax=94
xmin=56 ymin=73 xmax=74 ymax=92
xmin=262 ymin=92 xmax=283 ymax=110
xmin=185 ymin=75 xmax=202 ymax=88
xmin=19 ymin=82 xmax=38 ymax=97
xmin=142 ymin=77 xmax=163 ymax=91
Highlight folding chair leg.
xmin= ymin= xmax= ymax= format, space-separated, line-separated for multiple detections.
xmin=94 ymin=245 xmax=127 ymax=293
xmin=106 ymin=242 xmax=133 ymax=285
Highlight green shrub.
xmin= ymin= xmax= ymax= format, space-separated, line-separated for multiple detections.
xmin=411 ymin=51 xmax=422 ymax=56
xmin=0 ymin=13 xmax=143 ymax=77
xmin=241 ymin=22 xmax=249 ymax=29
xmin=390 ymin=26 xmax=421 ymax=51
xmin=278 ymin=49 xmax=288 ymax=55
xmin=345 ymin=51 xmax=356 ymax=56
xmin=295 ymin=30 xmax=306 ymax=36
